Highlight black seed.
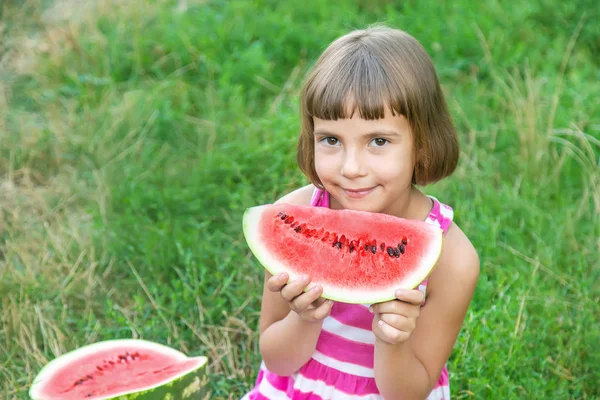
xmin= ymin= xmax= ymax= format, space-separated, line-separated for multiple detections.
xmin=87 ymin=375 xmax=93 ymax=380
xmin=387 ymin=247 xmax=395 ymax=257
xmin=393 ymin=249 xmax=400 ymax=258
xmin=402 ymin=238 xmax=408 ymax=245
xmin=399 ymin=244 xmax=405 ymax=254
xmin=280 ymin=214 xmax=287 ymax=220
xmin=75 ymin=380 xmax=83 ymax=386
xmin=365 ymin=244 xmax=369 ymax=251
xmin=333 ymin=241 xmax=342 ymax=249
xmin=295 ymin=226 xmax=302 ymax=232
xmin=370 ymin=246 xmax=376 ymax=254
xmin=349 ymin=246 xmax=355 ymax=253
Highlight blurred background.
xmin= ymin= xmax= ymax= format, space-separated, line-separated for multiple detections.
xmin=0 ymin=0 xmax=598 ymax=398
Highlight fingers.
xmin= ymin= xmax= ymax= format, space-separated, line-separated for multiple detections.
xmin=394 ymin=289 xmax=425 ymax=305
xmin=375 ymin=317 xmax=410 ymax=343
xmin=304 ymin=297 xmax=335 ymax=321
xmin=378 ymin=312 xmax=416 ymax=332
xmin=289 ymin=285 xmax=324 ymax=312
xmin=266 ymin=272 xmax=289 ymax=292
xmin=280 ymin=275 xmax=311 ymax=302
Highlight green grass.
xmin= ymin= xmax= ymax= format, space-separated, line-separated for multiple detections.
xmin=1 ymin=0 xmax=599 ymax=398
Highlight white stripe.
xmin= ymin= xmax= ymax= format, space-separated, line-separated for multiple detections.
xmin=425 ymin=216 xmax=442 ymax=228
xmin=310 ymin=351 xmax=374 ymax=378
xmin=294 ymin=375 xmax=382 ymax=399
xmin=425 ymin=384 xmax=451 ymax=400
xmin=439 ymin=204 xmax=454 ymax=220
xmin=323 ymin=317 xmax=376 ymax=345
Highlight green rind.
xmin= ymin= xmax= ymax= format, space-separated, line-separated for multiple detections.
xmin=243 ymin=205 xmax=444 ymax=305
xmin=29 ymin=339 xmax=209 ymax=400
xmin=113 ymin=365 xmax=209 ymax=400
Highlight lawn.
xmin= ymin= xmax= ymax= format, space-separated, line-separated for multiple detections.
xmin=1 ymin=0 xmax=598 ymax=398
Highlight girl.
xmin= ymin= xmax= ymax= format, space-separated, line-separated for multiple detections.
xmin=242 ymin=25 xmax=480 ymax=400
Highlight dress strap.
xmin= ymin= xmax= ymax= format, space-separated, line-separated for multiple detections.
xmin=310 ymin=187 xmax=330 ymax=208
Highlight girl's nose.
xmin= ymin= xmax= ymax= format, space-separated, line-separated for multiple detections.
xmin=340 ymin=150 xmax=366 ymax=179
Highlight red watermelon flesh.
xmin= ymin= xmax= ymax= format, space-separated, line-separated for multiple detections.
xmin=29 ymin=339 xmax=207 ymax=400
xmin=243 ymin=203 xmax=443 ymax=304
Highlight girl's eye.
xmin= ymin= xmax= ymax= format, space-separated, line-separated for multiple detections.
xmin=370 ymin=138 xmax=388 ymax=147
xmin=323 ymin=137 xmax=339 ymax=146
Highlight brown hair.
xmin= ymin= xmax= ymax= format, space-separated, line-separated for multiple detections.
xmin=297 ymin=25 xmax=459 ymax=187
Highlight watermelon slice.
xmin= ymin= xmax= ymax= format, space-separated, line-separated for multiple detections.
xmin=243 ymin=203 xmax=443 ymax=304
xmin=29 ymin=339 xmax=208 ymax=400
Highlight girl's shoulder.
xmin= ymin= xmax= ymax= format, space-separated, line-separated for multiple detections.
xmin=428 ymin=219 xmax=480 ymax=296
xmin=274 ymin=184 xmax=317 ymax=206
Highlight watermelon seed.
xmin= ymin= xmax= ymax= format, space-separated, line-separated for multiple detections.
xmin=387 ymin=247 xmax=395 ymax=257
xmin=333 ymin=241 xmax=342 ymax=249
xmin=364 ymin=244 xmax=369 ymax=251
xmin=96 ymin=366 xmax=103 ymax=371
xmin=294 ymin=226 xmax=302 ymax=232
xmin=380 ymin=243 xmax=385 ymax=252
xmin=349 ymin=246 xmax=355 ymax=253
xmin=370 ymin=246 xmax=377 ymax=254
xmin=398 ymin=244 xmax=406 ymax=254
xmin=284 ymin=216 xmax=294 ymax=224
xmin=402 ymin=237 xmax=408 ymax=245
xmin=393 ymin=249 xmax=400 ymax=258
xmin=280 ymin=214 xmax=287 ymax=220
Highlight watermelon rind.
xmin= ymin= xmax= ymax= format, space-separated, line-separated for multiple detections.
xmin=243 ymin=204 xmax=444 ymax=305
xmin=29 ymin=339 xmax=209 ymax=400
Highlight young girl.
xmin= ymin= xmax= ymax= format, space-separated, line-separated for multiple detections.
xmin=242 ymin=25 xmax=480 ymax=400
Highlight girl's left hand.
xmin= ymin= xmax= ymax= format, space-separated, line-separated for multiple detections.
xmin=370 ymin=289 xmax=425 ymax=345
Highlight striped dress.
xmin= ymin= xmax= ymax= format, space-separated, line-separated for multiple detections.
xmin=242 ymin=188 xmax=454 ymax=400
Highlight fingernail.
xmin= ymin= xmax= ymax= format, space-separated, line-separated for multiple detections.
xmin=395 ymin=289 xmax=406 ymax=297
xmin=368 ymin=305 xmax=374 ymax=313
xmin=327 ymin=300 xmax=334 ymax=305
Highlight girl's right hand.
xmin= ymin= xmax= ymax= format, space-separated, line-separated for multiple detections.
xmin=267 ymin=272 xmax=334 ymax=323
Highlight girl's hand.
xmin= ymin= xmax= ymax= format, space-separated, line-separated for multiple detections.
xmin=370 ymin=289 xmax=425 ymax=345
xmin=267 ymin=272 xmax=334 ymax=323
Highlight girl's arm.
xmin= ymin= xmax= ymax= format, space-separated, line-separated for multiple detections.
xmin=258 ymin=271 xmax=332 ymax=375
xmin=255 ymin=184 xmax=333 ymax=375
xmin=372 ymin=222 xmax=480 ymax=399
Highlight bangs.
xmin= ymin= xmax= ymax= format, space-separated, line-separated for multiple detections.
xmin=303 ymin=46 xmax=409 ymax=121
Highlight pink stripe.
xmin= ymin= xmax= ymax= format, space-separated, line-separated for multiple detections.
xmin=330 ymin=303 xmax=373 ymax=330
xmin=428 ymin=198 xmax=441 ymax=220
xmin=316 ymin=330 xmax=374 ymax=368
xmin=299 ymin=359 xmax=380 ymax=395
xmin=439 ymin=217 xmax=452 ymax=234
xmin=265 ymin=369 xmax=294 ymax=392
xmin=310 ymin=189 xmax=320 ymax=206
xmin=434 ymin=366 xmax=449 ymax=388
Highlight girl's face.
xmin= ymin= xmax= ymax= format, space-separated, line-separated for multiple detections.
xmin=313 ymin=106 xmax=416 ymax=216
